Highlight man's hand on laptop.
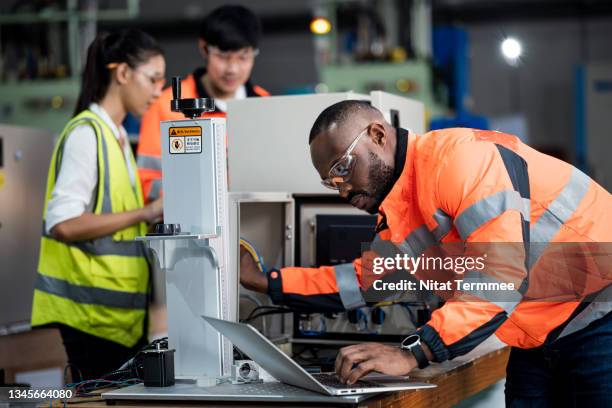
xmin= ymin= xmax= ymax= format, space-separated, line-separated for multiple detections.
xmin=240 ymin=245 xmax=268 ymax=293
xmin=335 ymin=343 xmax=427 ymax=385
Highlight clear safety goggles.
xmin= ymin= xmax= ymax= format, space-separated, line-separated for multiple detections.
xmin=321 ymin=128 xmax=368 ymax=190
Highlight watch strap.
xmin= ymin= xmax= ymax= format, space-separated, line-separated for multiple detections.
xmin=410 ymin=343 xmax=430 ymax=369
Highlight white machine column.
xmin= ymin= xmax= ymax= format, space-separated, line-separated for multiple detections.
xmin=140 ymin=78 xmax=235 ymax=380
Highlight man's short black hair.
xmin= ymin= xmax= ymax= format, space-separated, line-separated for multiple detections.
xmin=199 ymin=5 xmax=260 ymax=51
xmin=309 ymin=100 xmax=378 ymax=144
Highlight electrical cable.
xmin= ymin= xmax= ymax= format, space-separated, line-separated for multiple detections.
xmin=240 ymin=237 xmax=266 ymax=273
xmin=241 ymin=305 xmax=291 ymax=323
xmin=240 ymin=293 xmax=267 ymax=333
xmin=244 ymin=308 xmax=294 ymax=323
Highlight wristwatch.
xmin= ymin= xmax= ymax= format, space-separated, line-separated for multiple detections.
xmin=400 ymin=334 xmax=430 ymax=369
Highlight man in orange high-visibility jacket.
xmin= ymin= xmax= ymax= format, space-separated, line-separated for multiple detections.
xmin=137 ymin=5 xmax=269 ymax=203
xmin=240 ymin=100 xmax=612 ymax=406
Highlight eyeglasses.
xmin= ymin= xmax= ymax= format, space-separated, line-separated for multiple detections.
xmin=106 ymin=63 xmax=166 ymax=88
xmin=206 ymin=46 xmax=259 ymax=66
xmin=135 ymin=69 xmax=166 ymax=88
xmin=321 ymin=127 xmax=368 ymax=190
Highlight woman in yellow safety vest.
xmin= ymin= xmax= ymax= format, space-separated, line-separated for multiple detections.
xmin=31 ymin=29 xmax=166 ymax=381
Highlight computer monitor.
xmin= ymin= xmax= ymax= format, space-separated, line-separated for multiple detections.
xmin=315 ymin=214 xmax=377 ymax=266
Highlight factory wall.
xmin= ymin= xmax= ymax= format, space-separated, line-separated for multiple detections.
xmin=467 ymin=18 xmax=612 ymax=161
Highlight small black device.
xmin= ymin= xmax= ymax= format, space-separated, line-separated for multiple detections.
xmin=142 ymin=346 xmax=176 ymax=387
xmin=230 ymin=360 xmax=262 ymax=384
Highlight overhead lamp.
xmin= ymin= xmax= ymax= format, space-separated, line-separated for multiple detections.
xmin=310 ymin=17 xmax=331 ymax=35
xmin=501 ymin=37 xmax=522 ymax=64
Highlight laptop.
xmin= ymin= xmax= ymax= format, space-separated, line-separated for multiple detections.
xmin=202 ymin=315 xmax=436 ymax=396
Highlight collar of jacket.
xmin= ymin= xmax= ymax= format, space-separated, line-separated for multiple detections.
xmin=192 ymin=67 xmax=260 ymax=113
xmin=378 ymin=128 xmax=416 ymax=226
xmin=392 ymin=127 xmax=408 ymax=183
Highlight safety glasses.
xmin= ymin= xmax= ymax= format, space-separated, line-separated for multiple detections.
xmin=321 ymin=128 xmax=368 ymax=190
xmin=206 ymin=46 xmax=260 ymax=66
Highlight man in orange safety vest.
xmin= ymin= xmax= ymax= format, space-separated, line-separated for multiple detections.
xmin=240 ymin=100 xmax=612 ymax=406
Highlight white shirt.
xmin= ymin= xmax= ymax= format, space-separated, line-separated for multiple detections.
xmin=45 ymin=103 xmax=137 ymax=234
xmin=213 ymin=85 xmax=247 ymax=112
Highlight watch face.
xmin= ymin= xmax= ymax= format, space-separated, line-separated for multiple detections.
xmin=401 ymin=334 xmax=420 ymax=349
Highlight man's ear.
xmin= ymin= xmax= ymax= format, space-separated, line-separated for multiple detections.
xmin=114 ymin=62 xmax=130 ymax=85
xmin=369 ymin=122 xmax=387 ymax=147
xmin=198 ymin=39 xmax=208 ymax=60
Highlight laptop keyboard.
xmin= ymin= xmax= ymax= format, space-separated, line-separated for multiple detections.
xmin=312 ymin=373 xmax=379 ymax=389
xmin=234 ymin=382 xmax=318 ymax=396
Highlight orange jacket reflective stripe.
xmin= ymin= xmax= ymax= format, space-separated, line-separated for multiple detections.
xmin=136 ymin=72 xmax=269 ymax=203
xmin=268 ymin=128 xmax=612 ymax=362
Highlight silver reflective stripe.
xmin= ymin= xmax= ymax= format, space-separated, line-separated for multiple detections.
xmin=432 ymin=209 xmax=453 ymax=241
xmin=334 ymin=263 xmax=365 ymax=310
xmin=398 ymin=225 xmax=437 ymax=258
xmin=558 ymin=284 xmax=612 ymax=339
xmin=100 ymin=133 xmax=113 ymax=214
xmin=370 ymin=235 xmax=402 ymax=258
xmin=530 ymin=167 xmax=590 ymax=243
xmin=73 ymin=237 xmax=145 ymax=257
xmin=42 ymin=222 xmax=145 ymax=257
xmin=528 ymin=168 xmax=591 ymax=268
xmin=371 ymin=226 xmax=436 ymax=260
xmin=55 ymin=118 xmax=95 ymax=182
xmin=36 ymin=273 xmax=146 ymax=309
xmin=460 ymin=270 xmax=523 ymax=315
xmin=455 ymin=190 xmax=531 ymax=240
xmin=137 ymin=154 xmax=162 ymax=171
xmin=148 ymin=179 xmax=163 ymax=201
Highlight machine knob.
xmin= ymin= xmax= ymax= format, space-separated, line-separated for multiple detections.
xmin=150 ymin=223 xmax=182 ymax=236
xmin=170 ymin=76 xmax=214 ymax=119
xmin=172 ymin=76 xmax=181 ymax=100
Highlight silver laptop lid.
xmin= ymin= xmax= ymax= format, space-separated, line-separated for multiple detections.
xmin=202 ymin=315 xmax=331 ymax=395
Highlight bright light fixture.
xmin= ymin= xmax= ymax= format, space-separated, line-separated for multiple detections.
xmin=310 ymin=17 xmax=331 ymax=35
xmin=501 ymin=37 xmax=522 ymax=60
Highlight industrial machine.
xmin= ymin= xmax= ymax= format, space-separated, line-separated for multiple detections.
xmin=135 ymin=78 xmax=234 ymax=382
xmin=0 ymin=125 xmax=55 ymax=335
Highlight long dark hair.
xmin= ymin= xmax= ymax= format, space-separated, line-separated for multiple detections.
xmin=74 ymin=29 xmax=164 ymax=116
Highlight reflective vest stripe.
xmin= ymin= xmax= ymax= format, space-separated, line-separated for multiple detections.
xmin=528 ymin=168 xmax=591 ymax=268
xmin=136 ymin=154 xmax=162 ymax=171
xmin=333 ymin=263 xmax=366 ymax=310
xmin=35 ymin=273 xmax=147 ymax=309
xmin=558 ymin=284 xmax=612 ymax=339
xmin=53 ymin=118 xmax=101 ymax=183
xmin=460 ymin=270 xmax=523 ymax=315
xmin=148 ymin=179 xmax=162 ymax=202
xmin=41 ymin=225 xmax=145 ymax=257
xmin=397 ymin=225 xmax=437 ymax=258
xmin=73 ymin=237 xmax=145 ymax=258
xmin=371 ymin=225 xmax=437 ymax=261
xmin=455 ymin=190 xmax=531 ymax=240
xmin=432 ymin=209 xmax=452 ymax=241
xmin=370 ymin=235 xmax=404 ymax=259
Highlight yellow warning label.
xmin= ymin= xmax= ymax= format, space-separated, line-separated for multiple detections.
xmin=169 ymin=126 xmax=202 ymax=136
xmin=0 ymin=171 xmax=4 ymax=191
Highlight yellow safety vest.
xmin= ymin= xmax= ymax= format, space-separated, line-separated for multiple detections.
xmin=31 ymin=110 xmax=149 ymax=347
